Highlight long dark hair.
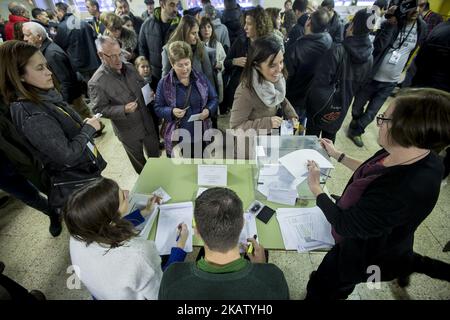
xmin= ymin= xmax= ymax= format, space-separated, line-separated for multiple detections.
xmin=64 ymin=177 xmax=138 ymax=248
xmin=0 ymin=41 xmax=42 ymax=104
xmin=240 ymin=36 xmax=287 ymax=89
xmin=199 ymin=16 xmax=217 ymax=48
xmin=168 ymin=15 xmax=204 ymax=60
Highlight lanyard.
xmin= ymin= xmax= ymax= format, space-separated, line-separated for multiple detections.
xmin=392 ymin=21 xmax=416 ymax=50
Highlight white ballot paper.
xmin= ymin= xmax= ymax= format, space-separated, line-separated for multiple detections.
xmin=188 ymin=113 xmax=202 ymax=122
xmin=267 ymin=188 xmax=297 ymax=206
xmin=280 ymin=120 xmax=294 ymax=136
xmin=276 ymin=207 xmax=334 ymax=252
xmin=279 ymin=149 xmax=334 ymax=178
xmin=155 ymin=202 xmax=194 ymax=255
xmin=150 ymin=187 xmax=171 ymax=203
xmin=238 ymin=212 xmax=258 ymax=253
xmin=141 ymin=83 xmax=153 ymax=106
xmin=198 ymin=164 xmax=227 ymax=186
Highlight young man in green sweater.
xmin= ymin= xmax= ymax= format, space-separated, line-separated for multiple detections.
xmin=158 ymin=187 xmax=290 ymax=300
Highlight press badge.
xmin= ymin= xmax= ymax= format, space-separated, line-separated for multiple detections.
xmin=388 ymin=50 xmax=401 ymax=65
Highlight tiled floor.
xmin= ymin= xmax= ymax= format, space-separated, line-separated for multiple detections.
xmin=1 ymin=97 xmax=449 ymax=300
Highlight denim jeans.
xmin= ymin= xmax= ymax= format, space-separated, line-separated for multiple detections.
xmin=349 ymin=80 xmax=397 ymax=136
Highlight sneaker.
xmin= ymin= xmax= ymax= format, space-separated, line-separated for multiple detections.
xmin=396 ymin=276 xmax=410 ymax=288
xmin=0 ymin=196 xmax=11 ymax=209
xmin=347 ymin=133 xmax=364 ymax=147
xmin=29 ymin=290 xmax=46 ymax=301
xmin=49 ymin=214 xmax=62 ymax=237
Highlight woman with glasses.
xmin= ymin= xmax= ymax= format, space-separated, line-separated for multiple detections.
xmin=304 ymin=88 xmax=450 ymax=300
xmin=154 ymin=41 xmax=217 ymax=158
xmin=64 ymin=177 xmax=189 ymax=300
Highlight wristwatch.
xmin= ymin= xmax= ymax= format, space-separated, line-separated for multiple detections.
xmin=337 ymin=153 xmax=345 ymax=162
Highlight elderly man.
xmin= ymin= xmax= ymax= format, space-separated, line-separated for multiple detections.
xmin=5 ymin=2 xmax=29 ymax=40
xmin=21 ymin=22 xmax=105 ymax=136
xmin=89 ymin=36 xmax=160 ymax=174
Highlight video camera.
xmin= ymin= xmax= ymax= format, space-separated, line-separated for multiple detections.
xmin=385 ymin=0 xmax=418 ymax=25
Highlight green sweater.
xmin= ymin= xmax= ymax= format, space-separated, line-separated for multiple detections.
xmin=158 ymin=260 xmax=290 ymax=300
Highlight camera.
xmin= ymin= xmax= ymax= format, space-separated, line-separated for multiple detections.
xmin=385 ymin=0 xmax=418 ymax=25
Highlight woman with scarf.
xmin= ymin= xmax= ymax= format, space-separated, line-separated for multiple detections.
xmin=229 ymin=36 xmax=298 ymax=159
xmin=0 ymin=41 xmax=106 ymax=237
xmin=154 ymin=41 xmax=218 ymax=158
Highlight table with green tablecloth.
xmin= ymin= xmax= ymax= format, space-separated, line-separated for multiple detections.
xmin=133 ymin=158 xmax=318 ymax=250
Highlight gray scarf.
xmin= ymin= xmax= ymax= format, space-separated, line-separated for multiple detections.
xmin=251 ymin=68 xmax=286 ymax=108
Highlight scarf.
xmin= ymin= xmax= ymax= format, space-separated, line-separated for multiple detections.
xmin=251 ymin=68 xmax=286 ymax=108
xmin=35 ymin=89 xmax=83 ymax=124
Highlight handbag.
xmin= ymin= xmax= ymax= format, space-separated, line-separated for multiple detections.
xmin=160 ymin=84 xmax=192 ymax=147
xmin=310 ymin=51 xmax=346 ymax=130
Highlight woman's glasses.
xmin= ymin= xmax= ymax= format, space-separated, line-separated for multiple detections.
xmin=376 ymin=114 xmax=392 ymax=126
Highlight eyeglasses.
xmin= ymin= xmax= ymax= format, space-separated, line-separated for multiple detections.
xmin=376 ymin=114 xmax=392 ymax=126
xmin=102 ymin=52 xmax=124 ymax=60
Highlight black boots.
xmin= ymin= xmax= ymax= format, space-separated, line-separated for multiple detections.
xmin=49 ymin=213 xmax=62 ymax=237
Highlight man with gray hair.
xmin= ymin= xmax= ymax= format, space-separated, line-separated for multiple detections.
xmin=89 ymin=36 xmax=160 ymax=173
xmin=22 ymin=22 xmax=104 ymax=135
xmin=204 ymin=4 xmax=230 ymax=53
xmin=5 ymin=2 xmax=29 ymax=40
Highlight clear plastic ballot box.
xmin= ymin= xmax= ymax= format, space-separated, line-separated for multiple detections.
xmin=253 ymin=135 xmax=332 ymax=201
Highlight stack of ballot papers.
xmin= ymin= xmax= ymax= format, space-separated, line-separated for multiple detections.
xmin=276 ymin=206 xmax=335 ymax=252
xmin=155 ymin=202 xmax=194 ymax=255
xmin=238 ymin=212 xmax=258 ymax=253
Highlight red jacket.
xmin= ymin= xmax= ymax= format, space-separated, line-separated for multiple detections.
xmin=5 ymin=14 xmax=29 ymax=40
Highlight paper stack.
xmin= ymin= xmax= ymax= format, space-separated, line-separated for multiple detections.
xmin=276 ymin=206 xmax=334 ymax=252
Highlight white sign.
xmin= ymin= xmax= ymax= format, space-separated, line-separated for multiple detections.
xmin=197 ymin=164 xmax=227 ymax=186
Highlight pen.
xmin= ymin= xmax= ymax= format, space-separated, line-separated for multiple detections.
xmin=175 ymin=224 xmax=182 ymax=242
xmin=247 ymin=234 xmax=257 ymax=255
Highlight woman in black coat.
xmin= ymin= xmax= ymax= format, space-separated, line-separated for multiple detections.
xmin=306 ymin=88 xmax=450 ymax=299
xmin=0 ymin=41 xmax=106 ymax=237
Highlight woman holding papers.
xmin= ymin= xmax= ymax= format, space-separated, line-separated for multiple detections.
xmin=64 ymin=177 xmax=189 ymax=300
xmin=229 ymin=36 xmax=298 ymax=159
xmin=154 ymin=41 xmax=218 ymax=158
xmin=305 ymin=88 xmax=450 ymax=300
xmin=0 ymin=41 xmax=106 ymax=237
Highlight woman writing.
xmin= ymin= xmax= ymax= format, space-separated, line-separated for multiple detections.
xmin=64 ymin=177 xmax=189 ymax=300
xmin=306 ymin=88 xmax=450 ymax=299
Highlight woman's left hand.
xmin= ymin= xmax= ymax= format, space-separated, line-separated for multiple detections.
xmin=199 ymin=108 xmax=210 ymax=120
xmin=307 ymin=160 xmax=323 ymax=197
xmin=141 ymin=195 xmax=162 ymax=217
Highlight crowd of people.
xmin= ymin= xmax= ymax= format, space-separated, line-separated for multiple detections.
xmin=0 ymin=0 xmax=449 ymax=300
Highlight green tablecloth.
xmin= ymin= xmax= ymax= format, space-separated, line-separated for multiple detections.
xmin=133 ymin=158 xmax=317 ymax=250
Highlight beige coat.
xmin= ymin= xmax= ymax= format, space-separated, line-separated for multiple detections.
xmin=229 ymin=84 xmax=298 ymax=159
xmin=230 ymin=84 xmax=298 ymax=131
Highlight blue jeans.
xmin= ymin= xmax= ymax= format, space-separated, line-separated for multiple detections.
xmin=349 ymin=80 xmax=397 ymax=136
xmin=0 ymin=155 xmax=50 ymax=215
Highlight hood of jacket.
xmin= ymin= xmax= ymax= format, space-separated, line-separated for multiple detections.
xmin=343 ymin=34 xmax=373 ymax=64
xmin=222 ymin=5 xmax=241 ymax=23
xmin=303 ymin=32 xmax=333 ymax=48
xmin=8 ymin=14 xmax=29 ymax=24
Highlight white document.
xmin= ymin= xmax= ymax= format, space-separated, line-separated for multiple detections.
xmin=280 ymin=120 xmax=294 ymax=136
xmin=198 ymin=164 xmax=227 ymax=186
xmin=256 ymin=146 xmax=266 ymax=157
xmin=257 ymin=165 xmax=305 ymax=197
xmin=137 ymin=206 xmax=159 ymax=239
xmin=276 ymin=207 xmax=334 ymax=252
xmin=188 ymin=113 xmax=202 ymax=122
xmin=155 ymin=202 xmax=194 ymax=255
xmin=267 ymin=188 xmax=297 ymax=206
xmin=259 ymin=164 xmax=280 ymax=176
xmin=196 ymin=187 xmax=208 ymax=198
xmin=151 ymin=187 xmax=171 ymax=203
xmin=141 ymin=83 xmax=153 ymax=106
xmin=238 ymin=212 xmax=259 ymax=253
xmin=279 ymin=149 xmax=334 ymax=179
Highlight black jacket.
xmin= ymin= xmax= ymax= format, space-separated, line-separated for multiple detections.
xmin=138 ymin=11 xmax=179 ymax=82
xmin=41 ymin=38 xmax=82 ymax=104
xmin=129 ymin=12 xmax=143 ymax=37
xmin=286 ymin=14 xmax=309 ymax=49
xmin=306 ymin=34 xmax=373 ymax=133
xmin=221 ymin=5 xmax=243 ymax=47
xmin=285 ymin=32 xmax=333 ymax=110
xmin=411 ymin=21 xmax=450 ymax=92
xmin=54 ymin=13 xmax=100 ymax=73
xmin=317 ymin=150 xmax=443 ymax=282
xmin=372 ymin=17 xmax=427 ymax=77
xmin=327 ymin=11 xmax=344 ymax=43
